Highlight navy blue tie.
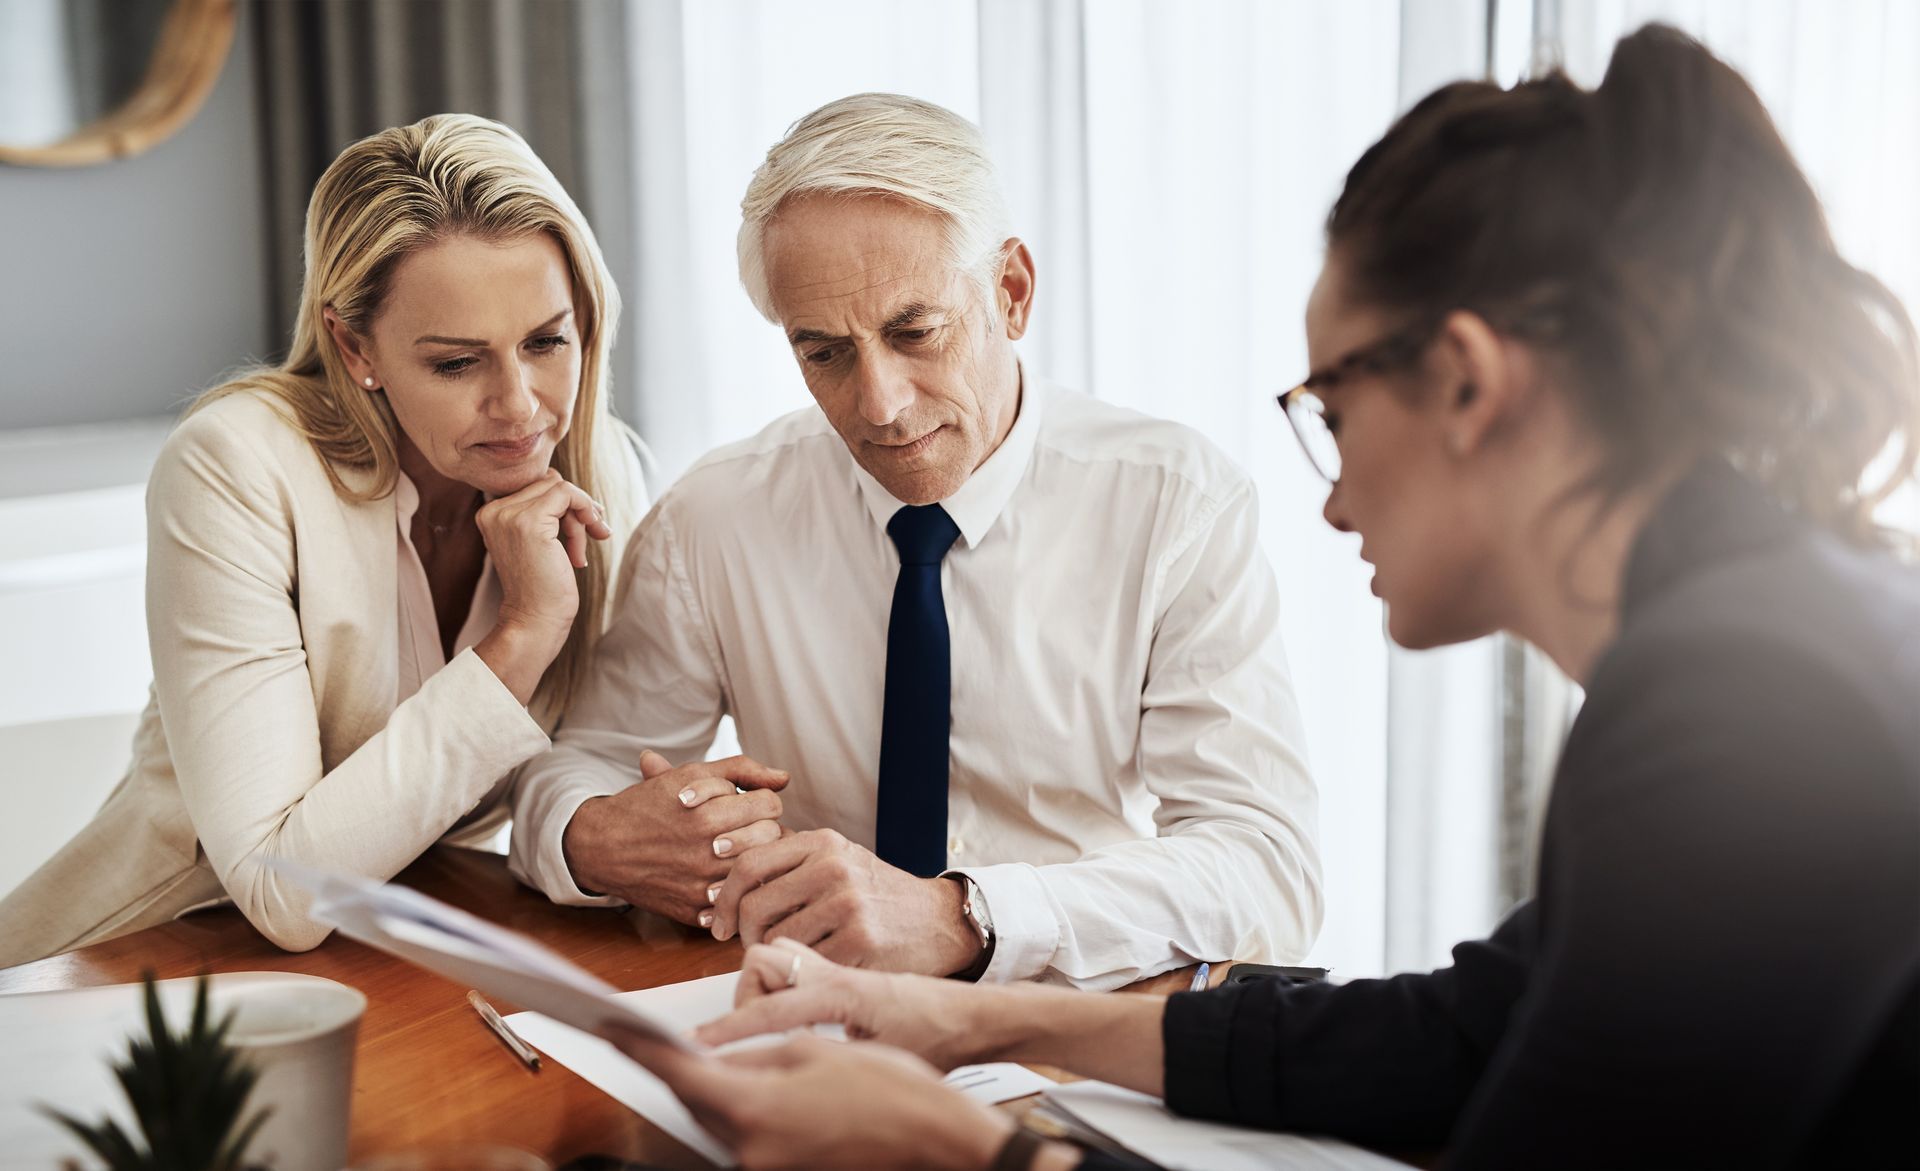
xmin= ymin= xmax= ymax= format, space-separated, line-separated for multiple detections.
xmin=876 ymin=504 xmax=962 ymax=877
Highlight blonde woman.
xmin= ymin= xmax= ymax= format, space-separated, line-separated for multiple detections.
xmin=0 ymin=114 xmax=782 ymax=967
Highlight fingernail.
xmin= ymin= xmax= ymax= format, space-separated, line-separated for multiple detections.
xmin=698 ymin=910 xmax=713 ymax=928
xmin=713 ymin=838 xmax=731 ymax=856
xmin=774 ymin=770 xmax=790 ymax=780
xmin=707 ymin=884 xmax=722 ymax=903
xmin=678 ymin=789 xmax=697 ymax=807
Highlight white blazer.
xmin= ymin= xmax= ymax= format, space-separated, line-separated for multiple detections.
xmin=0 ymin=390 xmax=646 ymax=968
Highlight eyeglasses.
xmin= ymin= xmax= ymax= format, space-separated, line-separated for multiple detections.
xmin=1276 ymin=319 xmax=1437 ymax=483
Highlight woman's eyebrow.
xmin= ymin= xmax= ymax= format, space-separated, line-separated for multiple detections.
xmin=415 ymin=308 xmax=571 ymax=347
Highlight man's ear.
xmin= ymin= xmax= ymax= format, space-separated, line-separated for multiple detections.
xmin=1434 ymin=309 xmax=1529 ymax=457
xmin=995 ymin=239 xmax=1036 ymax=341
xmin=322 ymin=307 xmax=380 ymax=391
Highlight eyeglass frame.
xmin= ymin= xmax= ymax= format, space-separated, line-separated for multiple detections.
xmin=1276 ymin=316 xmax=1441 ymax=483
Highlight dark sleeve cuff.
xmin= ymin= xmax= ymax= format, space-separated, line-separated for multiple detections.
xmin=1162 ymin=981 xmax=1285 ymax=1127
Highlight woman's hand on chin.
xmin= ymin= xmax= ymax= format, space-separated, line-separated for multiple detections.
xmin=473 ymin=467 xmax=611 ymax=702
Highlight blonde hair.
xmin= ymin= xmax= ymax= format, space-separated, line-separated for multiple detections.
xmin=737 ymin=93 xmax=1013 ymax=321
xmin=193 ymin=113 xmax=631 ymax=722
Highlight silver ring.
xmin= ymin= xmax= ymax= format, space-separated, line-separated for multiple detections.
xmin=784 ymin=952 xmax=803 ymax=989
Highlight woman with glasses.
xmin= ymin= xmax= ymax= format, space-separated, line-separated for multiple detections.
xmin=605 ymin=24 xmax=1919 ymax=1171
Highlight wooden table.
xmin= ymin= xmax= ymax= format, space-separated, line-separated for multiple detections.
xmin=0 ymin=846 xmax=1198 ymax=1168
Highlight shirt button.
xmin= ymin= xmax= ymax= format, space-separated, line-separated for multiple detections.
xmin=948 ymin=836 xmax=964 ymax=857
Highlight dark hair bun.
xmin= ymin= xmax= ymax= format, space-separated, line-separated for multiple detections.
xmin=1327 ymin=23 xmax=1918 ymax=543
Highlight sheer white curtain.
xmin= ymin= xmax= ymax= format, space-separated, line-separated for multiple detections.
xmin=612 ymin=0 xmax=1413 ymax=976
xmin=1007 ymin=0 xmax=1404 ymax=977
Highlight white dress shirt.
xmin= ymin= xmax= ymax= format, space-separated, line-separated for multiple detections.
xmin=508 ymin=376 xmax=1323 ymax=989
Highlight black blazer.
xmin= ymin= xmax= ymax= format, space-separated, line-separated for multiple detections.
xmin=1154 ymin=464 xmax=1920 ymax=1169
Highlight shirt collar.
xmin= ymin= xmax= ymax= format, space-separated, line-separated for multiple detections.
xmin=393 ymin=468 xmax=420 ymax=536
xmin=848 ymin=366 xmax=1046 ymax=550
xmin=1620 ymin=458 xmax=1801 ymax=620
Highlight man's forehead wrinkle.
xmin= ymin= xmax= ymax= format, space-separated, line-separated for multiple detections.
xmin=775 ymin=261 xmax=957 ymax=332
xmin=783 ymin=267 xmax=911 ymax=305
xmin=764 ymin=240 xmax=913 ymax=293
xmin=765 ymin=196 xmax=972 ymax=334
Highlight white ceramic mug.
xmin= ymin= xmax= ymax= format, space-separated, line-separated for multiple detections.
xmin=216 ymin=973 xmax=367 ymax=1171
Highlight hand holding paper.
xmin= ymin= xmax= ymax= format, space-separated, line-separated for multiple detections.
xmin=600 ymin=1027 xmax=1021 ymax=1171
xmin=506 ymin=969 xmax=1057 ymax=1166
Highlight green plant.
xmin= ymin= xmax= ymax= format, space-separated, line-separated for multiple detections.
xmin=42 ymin=973 xmax=272 ymax=1171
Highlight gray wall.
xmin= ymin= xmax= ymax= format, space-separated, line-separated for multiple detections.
xmin=0 ymin=4 xmax=271 ymax=429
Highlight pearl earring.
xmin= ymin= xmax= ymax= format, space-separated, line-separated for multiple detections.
xmin=364 ymin=377 xmax=375 ymax=388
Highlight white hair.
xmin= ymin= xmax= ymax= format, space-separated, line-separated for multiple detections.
xmin=737 ymin=93 xmax=1014 ymax=322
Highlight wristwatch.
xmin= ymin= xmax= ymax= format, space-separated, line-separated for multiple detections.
xmin=950 ymin=873 xmax=997 ymax=982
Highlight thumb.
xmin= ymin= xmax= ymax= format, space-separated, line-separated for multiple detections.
xmin=639 ymin=749 xmax=674 ymax=779
xmin=713 ymin=1038 xmax=816 ymax=1072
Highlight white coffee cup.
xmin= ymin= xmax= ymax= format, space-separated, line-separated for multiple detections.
xmin=215 ymin=973 xmax=367 ymax=1171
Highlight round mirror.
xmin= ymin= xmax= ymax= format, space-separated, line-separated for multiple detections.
xmin=0 ymin=0 xmax=236 ymax=167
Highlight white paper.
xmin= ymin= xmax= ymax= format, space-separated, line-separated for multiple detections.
xmin=941 ymin=1062 xmax=1058 ymax=1105
xmin=263 ymin=858 xmax=694 ymax=1050
xmin=508 ymin=972 xmax=1058 ymax=1167
xmin=1043 ymin=1080 xmax=1418 ymax=1171
xmin=509 ymin=1007 xmax=735 ymax=1165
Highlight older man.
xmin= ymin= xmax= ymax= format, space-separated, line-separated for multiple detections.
xmin=508 ymin=94 xmax=1321 ymax=989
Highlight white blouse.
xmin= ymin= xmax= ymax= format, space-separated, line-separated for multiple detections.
xmin=392 ymin=472 xmax=526 ymax=847
xmin=392 ymin=471 xmax=500 ymax=702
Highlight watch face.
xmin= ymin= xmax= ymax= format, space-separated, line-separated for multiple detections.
xmin=965 ymin=882 xmax=992 ymax=939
